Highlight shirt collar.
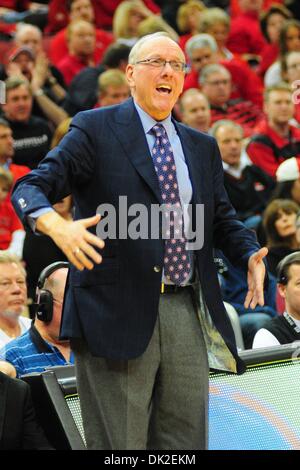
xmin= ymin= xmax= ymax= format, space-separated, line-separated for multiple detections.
xmin=29 ymin=321 xmax=55 ymax=353
xmin=134 ymin=100 xmax=174 ymax=140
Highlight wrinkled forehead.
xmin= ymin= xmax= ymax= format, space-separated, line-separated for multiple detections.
xmin=137 ymin=37 xmax=185 ymax=62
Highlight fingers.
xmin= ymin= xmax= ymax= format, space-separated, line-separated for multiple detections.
xmin=244 ymin=290 xmax=252 ymax=309
xmin=250 ymin=247 xmax=268 ymax=265
xmin=82 ymin=214 xmax=101 ymax=229
xmin=244 ymin=285 xmax=265 ymax=309
xmin=84 ymin=230 xmax=105 ymax=251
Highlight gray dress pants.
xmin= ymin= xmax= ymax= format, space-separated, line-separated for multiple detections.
xmin=71 ymin=287 xmax=209 ymax=450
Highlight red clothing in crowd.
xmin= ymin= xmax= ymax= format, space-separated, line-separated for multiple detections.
xmin=210 ymin=98 xmax=264 ymax=138
xmin=57 ymin=54 xmax=94 ymax=86
xmin=259 ymin=43 xmax=280 ymax=78
xmin=45 ymin=0 xmax=160 ymax=33
xmin=8 ymin=163 xmax=30 ymax=183
xmin=226 ymin=11 xmax=267 ymax=55
xmin=0 ymin=200 xmax=23 ymax=250
xmin=246 ymin=120 xmax=300 ymax=178
xmin=183 ymin=58 xmax=263 ymax=108
xmin=230 ymin=0 xmax=284 ymax=18
xmin=0 ymin=0 xmax=29 ymax=10
xmin=49 ymin=27 xmax=114 ymax=67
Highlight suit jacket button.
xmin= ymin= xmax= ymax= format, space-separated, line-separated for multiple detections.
xmin=153 ymin=265 xmax=161 ymax=273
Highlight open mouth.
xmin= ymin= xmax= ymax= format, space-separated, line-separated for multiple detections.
xmin=156 ymin=85 xmax=172 ymax=94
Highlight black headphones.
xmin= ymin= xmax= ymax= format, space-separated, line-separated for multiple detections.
xmin=35 ymin=261 xmax=69 ymax=323
xmin=277 ymin=252 xmax=300 ymax=285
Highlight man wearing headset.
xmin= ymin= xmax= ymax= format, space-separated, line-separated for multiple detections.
xmin=0 ymin=262 xmax=74 ymax=378
xmin=253 ymin=252 xmax=300 ymax=348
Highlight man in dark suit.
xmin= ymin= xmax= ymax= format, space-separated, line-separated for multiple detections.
xmin=11 ymin=32 xmax=268 ymax=450
xmin=0 ymin=371 xmax=52 ymax=449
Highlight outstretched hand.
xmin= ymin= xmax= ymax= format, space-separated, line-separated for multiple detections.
xmin=37 ymin=212 xmax=104 ymax=271
xmin=244 ymin=247 xmax=268 ymax=309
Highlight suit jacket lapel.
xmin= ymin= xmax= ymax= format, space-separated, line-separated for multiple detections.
xmin=111 ymin=99 xmax=162 ymax=204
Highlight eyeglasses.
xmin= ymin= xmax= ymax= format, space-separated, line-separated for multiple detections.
xmin=205 ymin=79 xmax=231 ymax=86
xmin=135 ymin=58 xmax=187 ymax=73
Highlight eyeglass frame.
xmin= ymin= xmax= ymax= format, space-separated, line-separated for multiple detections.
xmin=134 ymin=57 xmax=188 ymax=73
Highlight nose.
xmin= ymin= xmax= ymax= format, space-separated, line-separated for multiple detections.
xmin=11 ymin=281 xmax=22 ymax=293
xmin=161 ymin=61 xmax=174 ymax=74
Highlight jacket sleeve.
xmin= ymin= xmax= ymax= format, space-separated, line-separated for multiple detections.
xmin=211 ymin=139 xmax=261 ymax=270
xmin=11 ymin=111 xmax=96 ymax=230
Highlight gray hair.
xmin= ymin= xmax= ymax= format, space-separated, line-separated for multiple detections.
xmin=185 ymin=34 xmax=217 ymax=59
xmin=15 ymin=22 xmax=42 ymax=42
xmin=199 ymin=63 xmax=231 ymax=86
xmin=0 ymin=252 xmax=26 ymax=278
xmin=128 ymin=32 xmax=177 ymax=64
xmin=210 ymin=119 xmax=244 ymax=138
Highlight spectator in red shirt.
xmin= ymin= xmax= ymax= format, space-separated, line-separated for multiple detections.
xmin=57 ymin=19 xmax=96 ymax=86
xmin=184 ymin=34 xmax=263 ymax=107
xmin=259 ymin=3 xmax=292 ymax=78
xmin=200 ymin=63 xmax=263 ymax=137
xmin=49 ymin=0 xmax=114 ymax=68
xmin=247 ymin=82 xmax=300 ymax=178
xmin=0 ymin=167 xmax=24 ymax=256
xmin=45 ymin=0 xmax=160 ymax=34
xmin=226 ymin=0 xmax=267 ymax=60
xmin=0 ymin=118 xmax=30 ymax=185
xmin=94 ymin=69 xmax=130 ymax=108
xmin=230 ymin=0 xmax=284 ymax=18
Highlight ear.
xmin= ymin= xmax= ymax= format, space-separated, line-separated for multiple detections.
xmin=277 ymin=283 xmax=287 ymax=299
xmin=125 ymin=63 xmax=134 ymax=87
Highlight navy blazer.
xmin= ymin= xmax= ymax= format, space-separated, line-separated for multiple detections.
xmin=12 ymin=98 xmax=260 ymax=372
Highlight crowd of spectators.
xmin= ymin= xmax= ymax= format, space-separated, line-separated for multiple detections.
xmin=1 ymin=2 xmax=300 ymax=443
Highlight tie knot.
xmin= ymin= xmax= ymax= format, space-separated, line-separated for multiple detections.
xmin=152 ymin=124 xmax=166 ymax=138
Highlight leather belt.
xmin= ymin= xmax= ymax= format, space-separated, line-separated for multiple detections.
xmin=160 ymin=282 xmax=194 ymax=294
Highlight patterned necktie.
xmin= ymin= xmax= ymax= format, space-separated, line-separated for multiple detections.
xmin=151 ymin=124 xmax=191 ymax=285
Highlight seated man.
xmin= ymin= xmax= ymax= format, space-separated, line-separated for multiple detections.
xmin=0 ymin=252 xmax=30 ymax=349
xmin=1 ymin=77 xmax=52 ymax=170
xmin=184 ymin=33 xmax=263 ymax=107
xmin=49 ymin=0 xmax=114 ymax=67
xmin=179 ymin=88 xmax=211 ymax=133
xmin=94 ymin=69 xmax=130 ymax=108
xmin=247 ymin=82 xmax=300 ymax=178
xmin=0 ymin=262 xmax=74 ymax=377
xmin=253 ymin=252 xmax=300 ymax=348
xmin=57 ymin=19 xmax=97 ymax=86
xmin=0 ymin=118 xmax=30 ymax=183
xmin=0 ymin=370 xmax=52 ymax=449
xmin=211 ymin=119 xmax=275 ymax=228
xmin=200 ymin=64 xmax=263 ymax=137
